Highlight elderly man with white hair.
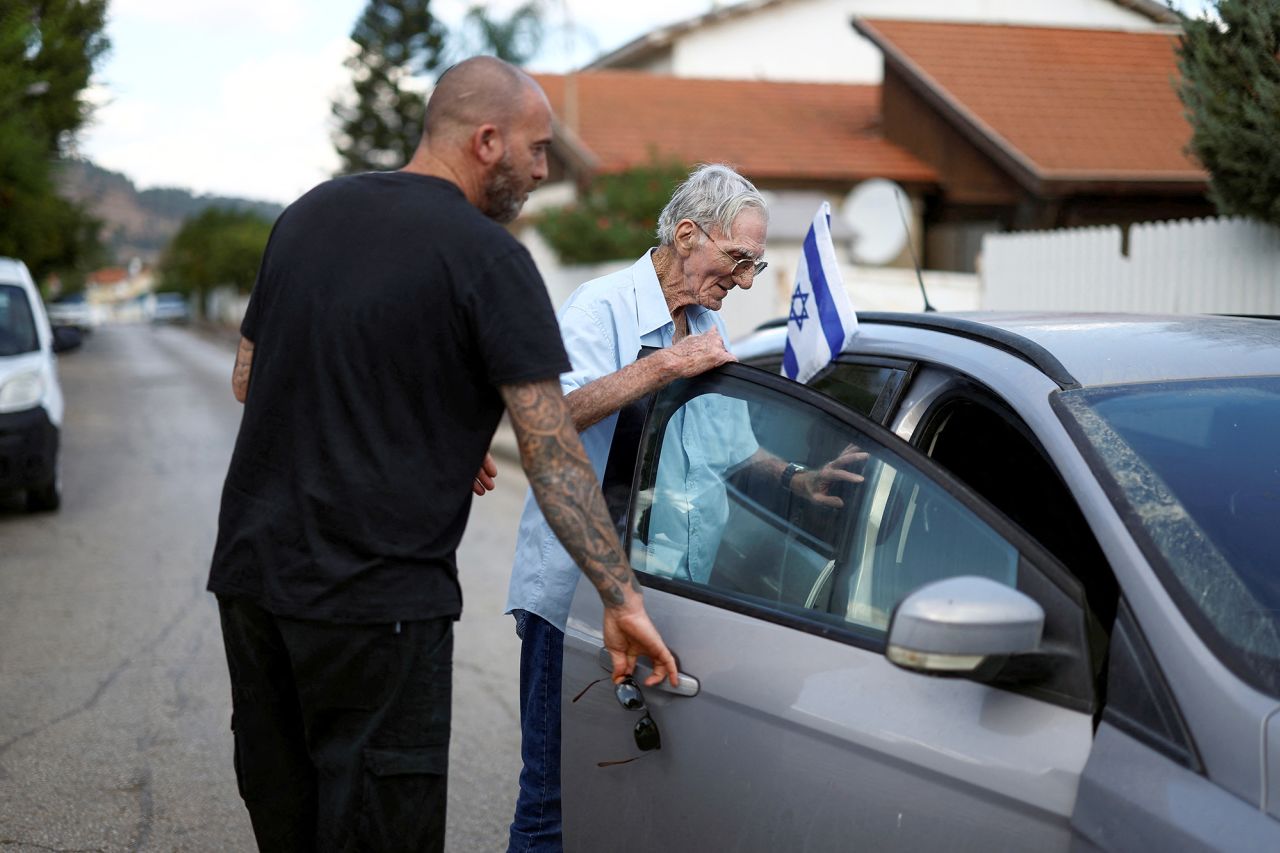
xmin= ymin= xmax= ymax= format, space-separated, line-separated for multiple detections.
xmin=503 ymin=163 xmax=769 ymax=852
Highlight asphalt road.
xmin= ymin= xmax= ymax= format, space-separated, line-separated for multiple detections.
xmin=0 ymin=324 xmax=527 ymax=851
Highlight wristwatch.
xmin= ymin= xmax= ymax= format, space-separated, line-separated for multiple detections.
xmin=780 ymin=462 xmax=807 ymax=492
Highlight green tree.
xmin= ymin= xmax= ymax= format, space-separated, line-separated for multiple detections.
xmin=0 ymin=1 xmax=109 ymax=280
xmin=1177 ymin=0 xmax=1280 ymax=225
xmin=158 ymin=208 xmax=274 ymax=312
xmin=536 ymin=158 xmax=690 ymax=264
xmin=332 ymin=0 xmax=448 ymax=174
xmin=458 ymin=2 xmax=544 ymax=65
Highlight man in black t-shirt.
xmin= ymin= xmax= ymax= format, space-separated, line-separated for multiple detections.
xmin=208 ymin=57 xmax=676 ymax=852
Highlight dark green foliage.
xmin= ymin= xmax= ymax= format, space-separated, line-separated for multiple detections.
xmin=332 ymin=0 xmax=447 ymax=174
xmin=459 ymin=2 xmax=544 ymax=65
xmin=536 ymin=158 xmax=690 ymax=264
xmin=158 ymin=208 xmax=274 ymax=303
xmin=1177 ymin=0 xmax=1280 ymax=225
xmin=0 ymin=1 xmax=109 ymax=279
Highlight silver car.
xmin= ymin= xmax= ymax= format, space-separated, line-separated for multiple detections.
xmin=561 ymin=312 xmax=1279 ymax=852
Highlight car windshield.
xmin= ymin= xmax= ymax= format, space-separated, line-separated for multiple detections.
xmin=1058 ymin=377 xmax=1280 ymax=696
xmin=0 ymin=284 xmax=39 ymax=356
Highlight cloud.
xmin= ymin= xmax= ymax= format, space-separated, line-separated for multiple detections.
xmin=84 ymin=37 xmax=352 ymax=203
xmin=110 ymin=0 xmax=307 ymax=33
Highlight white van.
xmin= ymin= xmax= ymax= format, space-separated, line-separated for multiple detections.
xmin=0 ymin=257 xmax=78 ymax=511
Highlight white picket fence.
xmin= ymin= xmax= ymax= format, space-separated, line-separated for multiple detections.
xmin=981 ymin=217 xmax=1280 ymax=314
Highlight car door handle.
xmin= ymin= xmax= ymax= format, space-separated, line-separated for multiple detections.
xmin=596 ymin=647 xmax=700 ymax=697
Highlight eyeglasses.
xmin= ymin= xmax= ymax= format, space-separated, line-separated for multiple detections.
xmin=572 ymin=675 xmax=661 ymax=767
xmin=693 ymin=221 xmax=768 ymax=281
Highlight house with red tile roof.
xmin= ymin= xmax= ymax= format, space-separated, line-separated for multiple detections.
xmin=536 ymin=71 xmax=934 ymax=190
xmin=523 ymin=70 xmax=954 ymax=333
xmin=588 ymin=0 xmax=1176 ymax=84
xmin=519 ymin=11 xmax=1210 ymax=329
xmin=853 ymin=19 xmax=1211 ymax=270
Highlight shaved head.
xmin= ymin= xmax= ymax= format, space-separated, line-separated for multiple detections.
xmin=407 ymin=55 xmax=552 ymax=223
xmin=424 ymin=56 xmax=542 ymax=141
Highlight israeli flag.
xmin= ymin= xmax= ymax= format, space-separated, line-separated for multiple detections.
xmin=782 ymin=202 xmax=858 ymax=384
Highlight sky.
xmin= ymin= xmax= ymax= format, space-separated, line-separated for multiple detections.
xmin=80 ymin=0 xmax=1214 ymax=206
xmin=79 ymin=0 xmax=696 ymax=205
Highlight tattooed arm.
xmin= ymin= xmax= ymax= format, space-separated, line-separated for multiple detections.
xmin=501 ymin=378 xmax=678 ymax=686
xmin=231 ymin=336 xmax=255 ymax=403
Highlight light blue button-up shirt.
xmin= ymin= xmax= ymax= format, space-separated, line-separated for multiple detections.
xmin=505 ymin=250 xmax=739 ymax=632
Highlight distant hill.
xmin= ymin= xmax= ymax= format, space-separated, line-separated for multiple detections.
xmin=56 ymin=159 xmax=285 ymax=265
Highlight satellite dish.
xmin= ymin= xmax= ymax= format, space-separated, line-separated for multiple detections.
xmin=842 ymin=179 xmax=910 ymax=266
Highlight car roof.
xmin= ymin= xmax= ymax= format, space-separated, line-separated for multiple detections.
xmin=737 ymin=312 xmax=1280 ymax=389
xmin=0 ymin=257 xmax=29 ymax=287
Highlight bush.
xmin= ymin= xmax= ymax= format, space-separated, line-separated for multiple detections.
xmin=536 ymin=158 xmax=689 ymax=264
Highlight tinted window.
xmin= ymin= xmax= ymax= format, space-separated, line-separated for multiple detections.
xmin=1059 ymin=378 xmax=1280 ymax=696
xmin=745 ymin=357 xmax=905 ymax=421
xmin=629 ymin=374 xmax=1020 ymax=640
xmin=0 ymin=285 xmax=39 ymax=355
xmin=1103 ymin=600 xmax=1199 ymax=771
xmin=918 ymin=395 xmax=1117 ymax=630
xmin=809 ymin=363 xmax=902 ymax=419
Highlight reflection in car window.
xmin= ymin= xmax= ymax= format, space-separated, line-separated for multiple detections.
xmin=745 ymin=357 xmax=904 ymax=420
xmin=809 ymin=363 xmax=901 ymax=418
xmin=0 ymin=285 xmax=39 ymax=356
xmin=630 ymin=376 xmax=1021 ymax=638
xmin=1058 ymin=378 xmax=1280 ymax=696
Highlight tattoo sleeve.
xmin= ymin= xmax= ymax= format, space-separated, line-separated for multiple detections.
xmin=501 ymin=378 xmax=640 ymax=608
xmin=232 ymin=336 xmax=255 ymax=403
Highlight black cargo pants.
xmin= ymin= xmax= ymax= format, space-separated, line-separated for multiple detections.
xmin=217 ymin=596 xmax=453 ymax=853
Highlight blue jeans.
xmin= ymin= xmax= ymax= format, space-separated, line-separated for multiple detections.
xmin=507 ymin=610 xmax=564 ymax=853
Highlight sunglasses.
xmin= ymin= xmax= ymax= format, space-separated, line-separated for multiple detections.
xmin=572 ymin=675 xmax=661 ymax=767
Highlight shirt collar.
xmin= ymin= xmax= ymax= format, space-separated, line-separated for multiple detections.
xmin=633 ymin=250 xmax=674 ymax=337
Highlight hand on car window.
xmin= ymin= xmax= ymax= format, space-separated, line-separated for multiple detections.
xmin=794 ymin=444 xmax=869 ymax=508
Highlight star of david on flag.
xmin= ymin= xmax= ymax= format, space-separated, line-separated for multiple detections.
xmin=782 ymin=202 xmax=858 ymax=384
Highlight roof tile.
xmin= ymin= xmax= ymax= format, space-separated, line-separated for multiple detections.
xmin=533 ymin=70 xmax=936 ymax=184
xmin=859 ymin=19 xmax=1204 ymax=180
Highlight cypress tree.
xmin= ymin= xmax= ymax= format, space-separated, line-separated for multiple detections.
xmin=332 ymin=0 xmax=447 ymax=174
xmin=1177 ymin=0 xmax=1280 ymax=225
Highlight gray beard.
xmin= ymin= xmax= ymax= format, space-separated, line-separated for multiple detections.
xmin=481 ymin=155 xmax=526 ymax=224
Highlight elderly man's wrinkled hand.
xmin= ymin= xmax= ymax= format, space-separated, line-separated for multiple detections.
xmin=795 ymin=443 xmax=869 ymax=508
xmin=668 ymin=329 xmax=737 ymax=378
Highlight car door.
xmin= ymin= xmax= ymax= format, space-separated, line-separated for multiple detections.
xmin=562 ymin=362 xmax=1099 ymax=852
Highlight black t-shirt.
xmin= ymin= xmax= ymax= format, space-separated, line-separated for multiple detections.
xmin=208 ymin=172 xmax=570 ymax=623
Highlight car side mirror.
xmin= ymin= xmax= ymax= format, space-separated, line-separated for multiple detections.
xmin=52 ymin=326 xmax=82 ymax=353
xmin=885 ymin=576 xmax=1043 ymax=676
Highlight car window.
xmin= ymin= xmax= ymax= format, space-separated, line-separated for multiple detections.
xmin=744 ymin=356 xmax=907 ymax=422
xmin=628 ymin=372 xmax=1024 ymax=641
xmin=914 ymin=391 xmax=1118 ymax=632
xmin=0 ymin=284 xmax=39 ymax=356
xmin=1058 ymin=377 xmax=1280 ymax=698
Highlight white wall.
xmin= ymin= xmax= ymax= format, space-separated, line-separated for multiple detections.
xmin=656 ymin=0 xmax=1165 ymax=83
xmin=981 ymin=218 xmax=1280 ymax=314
